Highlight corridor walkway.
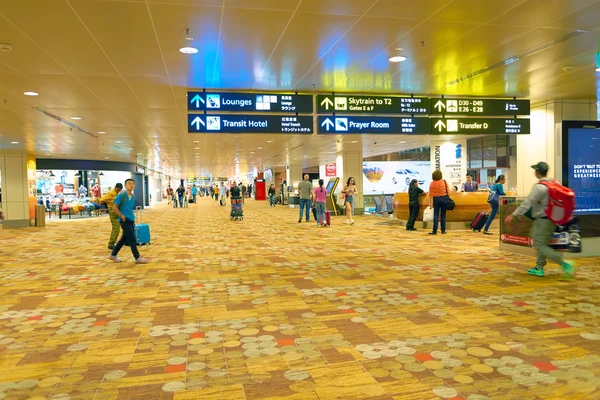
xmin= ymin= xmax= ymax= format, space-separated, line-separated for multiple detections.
xmin=0 ymin=197 xmax=599 ymax=400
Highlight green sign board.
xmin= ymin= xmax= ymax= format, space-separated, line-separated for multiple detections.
xmin=430 ymin=118 xmax=530 ymax=134
xmin=431 ymin=98 xmax=530 ymax=116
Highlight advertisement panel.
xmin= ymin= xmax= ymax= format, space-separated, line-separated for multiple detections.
xmin=362 ymin=161 xmax=431 ymax=195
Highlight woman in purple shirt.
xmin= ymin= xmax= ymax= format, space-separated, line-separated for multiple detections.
xmin=313 ymin=179 xmax=328 ymax=227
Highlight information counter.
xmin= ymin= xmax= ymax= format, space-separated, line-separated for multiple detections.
xmin=393 ymin=191 xmax=493 ymax=222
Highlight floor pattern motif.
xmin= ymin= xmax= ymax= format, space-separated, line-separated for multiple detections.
xmin=0 ymin=197 xmax=599 ymax=400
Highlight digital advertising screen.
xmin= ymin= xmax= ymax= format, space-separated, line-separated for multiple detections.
xmin=568 ymin=128 xmax=600 ymax=215
xmin=562 ymin=121 xmax=600 ymax=237
xmin=362 ymin=161 xmax=431 ymax=195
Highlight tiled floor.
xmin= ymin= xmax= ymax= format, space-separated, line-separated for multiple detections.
xmin=1 ymin=197 xmax=599 ymax=400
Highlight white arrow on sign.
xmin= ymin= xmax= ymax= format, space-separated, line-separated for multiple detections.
xmin=434 ymin=120 xmax=446 ymax=132
xmin=434 ymin=100 xmax=446 ymax=112
xmin=321 ymin=118 xmax=334 ymax=131
xmin=190 ymin=94 xmax=205 ymax=108
xmin=191 ymin=116 xmax=205 ymax=130
xmin=320 ymin=97 xmax=334 ymax=110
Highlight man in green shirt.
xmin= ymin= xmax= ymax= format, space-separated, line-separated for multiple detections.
xmin=298 ymin=174 xmax=313 ymax=223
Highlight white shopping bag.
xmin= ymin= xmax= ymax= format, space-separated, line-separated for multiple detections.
xmin=423 ymin=206 xmax=434 ymax=222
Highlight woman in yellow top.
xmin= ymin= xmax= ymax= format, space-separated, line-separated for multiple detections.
xmin=428 ymin=170 xmax=450 ymax=235
xmin=342 ymin=177 xmax=358 ymax=225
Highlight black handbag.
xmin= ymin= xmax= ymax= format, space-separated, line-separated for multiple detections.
xmin=444 ymin=180 xmax=456 ymax=211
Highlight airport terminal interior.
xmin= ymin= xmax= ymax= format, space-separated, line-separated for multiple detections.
xmin=1 ymin=0 xmax=600 ymax=399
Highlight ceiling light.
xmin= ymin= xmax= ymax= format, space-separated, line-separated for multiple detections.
xmin=11 ymin=141 xmax=19 ymax=144
xmin=400 ymin=141 xmax=406 ymax=144
xmin=179 ymin=46 xmax=198 ymax=54
xmin=194 ymin=147 xmax=199 ymax=150
xmin=70 ymin=116 xmax=82 ymax=120
xmin=257 ymin=147 xmax=263 ymax=150
xmin=351 ymin=140 xmax=358 ymax=143
xmin=115 ymin=140 xmax=122 ymax=144
xmin=389 ymin=55 xmax=407 ymax=63
xmin=104 ymin=157 xmax=110 ymax=159
xmin=303 ymin=156 xmax=308 ymax=158
xmin=24 ymin=91 xmax=39 ymax=96
xmin=266 ymin=140 xmax=272 ymax=143
xmin=97 ymin=131 xmax=106 ymax=134
xmin=129 ymin=147 xmax=134 ymax=150
xmin=250 ymin=151 xmax=255 ymax=154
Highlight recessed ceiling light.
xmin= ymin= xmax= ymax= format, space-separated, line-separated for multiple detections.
xmin=266 ymin=140 xmax=272 ymax=143
xmin=304 ymin=155 xmax=308 ymax=158
xmin=400 ymin=141 xmax=406 ymax=143
xmin=24 ymin=91 xmax=39 ymax=96
xmin=179 ymin=46 xmax=198 ymax=54
xmin=389 ymin=55 xmax=407 ymax=63
xmin=257 ymin=147 xmax=263 ymax=150
xmin=11 ymin=141 xmax=18 ymax=144
xmin=250 ymin=151 xmax=255 ymax=154
xmin=194 ymin=147 xmax=199 ymax=149
xmin=104 ymin=156 xmax=110 ymax=159
xmin=115 ymin=140 xmax=122 ymax=144
xmin=351 ymin=140 xmax=358 ymax=143
xmin=97 ymin=131 xmax=106 ymax=134
xmin=70 ymin=116 xmax=82 ymax=120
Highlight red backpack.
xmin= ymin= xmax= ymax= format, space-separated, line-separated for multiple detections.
xmin=539 ymin=180 xmax=575 ymax=225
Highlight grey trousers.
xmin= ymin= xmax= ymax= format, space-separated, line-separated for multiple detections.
xmin=531 ymin=218 xmax=563 ymax=268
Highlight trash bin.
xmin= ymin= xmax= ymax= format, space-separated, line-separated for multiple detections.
xmin=36 ymin=205 xmax=46 ymax=227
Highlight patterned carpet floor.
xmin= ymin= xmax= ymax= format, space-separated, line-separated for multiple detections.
xmin=0 ymin=197 xmax=599 ymax=400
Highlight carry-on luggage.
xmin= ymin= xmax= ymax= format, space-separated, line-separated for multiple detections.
xmin=312 ymin=206 xmax=317 ymax=221
xmin=135 ymin=206 xmax=151 ymax=245
xmin=325 ymin=210 xmax=331 ymax=226
xmin=470 ymin=211 xmax=489 ymax=232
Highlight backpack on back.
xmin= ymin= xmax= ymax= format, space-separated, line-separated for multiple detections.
xmin=539 ymin=180 xmax=575 ymax=225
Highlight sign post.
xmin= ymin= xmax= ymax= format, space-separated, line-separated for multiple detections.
xmin=317 ymin=94 xmax=430 ymax=114
xmin=188 ymin=114 xmax=314 ymax=134
xmin=188 ymin=91 xmax=313 ymax=113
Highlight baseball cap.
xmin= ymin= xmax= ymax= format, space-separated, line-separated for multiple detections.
xmin=531 ymin=162 xmax=549 ymax=174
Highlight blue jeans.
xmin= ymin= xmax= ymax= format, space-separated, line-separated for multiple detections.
xmin=483 ymin=202 xmax=498 ymax=232
xmin=315 ymin=202 xmax=326 ymax=225
xmin=111 ymin=220 xmax=140 ymax=259
xmin=269 ymin=195 xmax=275 ymax=206
xmin=299 ymin=198 xmax=311 ymax=221
xmin=178 ymin=195 xmax=183 ymax=207
xmin=432 ymin=196 xmax=447 ymax=233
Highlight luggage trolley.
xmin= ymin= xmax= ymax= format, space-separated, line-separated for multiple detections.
xmin=230 ymin=196 xmax=243 ymax=221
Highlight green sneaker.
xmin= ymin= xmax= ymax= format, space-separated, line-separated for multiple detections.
xmin=527 ymin=267 xmax=544 ymax=277
xmin=561 ymin=260 xmax=575 ymax=278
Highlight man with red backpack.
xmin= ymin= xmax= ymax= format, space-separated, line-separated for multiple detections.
xmin=505 ymin=162 xmax=575 ymax=278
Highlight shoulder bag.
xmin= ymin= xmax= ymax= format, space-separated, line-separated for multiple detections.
xmin=444 ymin=180 xmax=456 ymax=211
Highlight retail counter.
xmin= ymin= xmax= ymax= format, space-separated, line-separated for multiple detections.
xmin=393 ymin=192 xmax=492 ymax=222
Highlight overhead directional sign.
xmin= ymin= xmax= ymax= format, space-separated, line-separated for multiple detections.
xmin=188 ymin=114 xmax=313 ymax=134
xmin=317 ymin=116 xmax=430 ymax=134
xmin=316 ymin=94 xmax=429 ymax=114
xmin=431 ymin=98 xmax=530 ymax=116
xmin=430 ymin=118 xmax=530 ymax=134
xmin=187 ymin=91 xmax=313 ymax=113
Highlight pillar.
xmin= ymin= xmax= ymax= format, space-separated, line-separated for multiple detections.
xmin=517 ymin=99 xmax=597 ymax=195
xmin=286 ymin=164 xmax=301 ymax=188
xmin=0 ymin=154 xmax=37 ymax=228
xmin=336 ymin=150 xmax=364 ymax=214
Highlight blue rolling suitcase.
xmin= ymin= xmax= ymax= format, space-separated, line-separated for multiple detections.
xmin=135 ymin=207 xmax=151 ymax=245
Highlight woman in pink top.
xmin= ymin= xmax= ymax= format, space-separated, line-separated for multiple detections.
xmin=313 ymin=179 xmax=328 ymax=227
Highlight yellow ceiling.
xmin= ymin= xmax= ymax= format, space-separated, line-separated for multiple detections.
xmin=0 ymin=0 xmax=599 ymax=178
